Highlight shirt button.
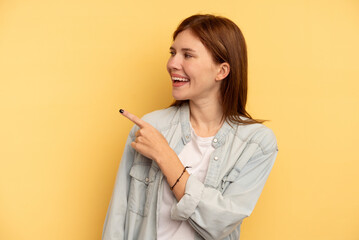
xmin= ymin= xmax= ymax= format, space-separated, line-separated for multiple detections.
xmin=186 ymin=135 xmax=190 ymax=140
xmin=145 ymin=177 xmax=149 ymax=183
xmin=213 ymin=138 xmax=218 ymax=143
xmin=214 ymin=156 xmax=218 ymax=161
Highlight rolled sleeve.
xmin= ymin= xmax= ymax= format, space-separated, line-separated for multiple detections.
xmin=170 ymin=174 xmax=204 ymax=220
xmin=170 ymin=142 xmax=278 ymax=240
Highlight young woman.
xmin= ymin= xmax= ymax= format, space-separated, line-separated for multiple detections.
xmin=102 ymin=14 xmax=278 ymax=240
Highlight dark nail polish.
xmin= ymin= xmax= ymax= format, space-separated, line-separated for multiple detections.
xmin=119 ymin=109 xmax=124 ymax=113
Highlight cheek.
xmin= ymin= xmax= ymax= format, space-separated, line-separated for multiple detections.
xmin=182 ymin=62 xmax=197 ymax=77
xmin=189 ymin=64 xmax=212 ymax=81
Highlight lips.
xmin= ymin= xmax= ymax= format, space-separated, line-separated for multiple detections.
xmin=171 ymin=74 xmax=190 ymax=87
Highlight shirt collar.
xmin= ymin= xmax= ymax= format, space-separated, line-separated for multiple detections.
xmin=179 ymin=103 xmax=233 ymax=148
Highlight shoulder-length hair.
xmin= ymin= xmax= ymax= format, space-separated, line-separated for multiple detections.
xmin=170 ymin=14 xmax=264 ymax=125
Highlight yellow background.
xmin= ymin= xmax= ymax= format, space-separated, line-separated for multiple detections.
xmin=1 ymin=0 xmax=358 ymax=239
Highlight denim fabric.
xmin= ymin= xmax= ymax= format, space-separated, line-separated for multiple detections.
xmin=102 ymin=103 xmax=278 ymax=240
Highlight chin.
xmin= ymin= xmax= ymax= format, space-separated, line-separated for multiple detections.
xmin=173 ymin=96 xmax=188 ymax=101
xmin=172 ymin=92 xmax=187 ymax=101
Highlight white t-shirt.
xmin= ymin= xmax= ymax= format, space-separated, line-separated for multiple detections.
xmin=157 ymin=127 xmax=215 ymax=240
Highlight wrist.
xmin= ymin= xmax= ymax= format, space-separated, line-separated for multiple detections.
xmin=170 ymin=166 xmax=191 ymax=190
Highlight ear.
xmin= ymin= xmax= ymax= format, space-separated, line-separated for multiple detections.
xmin=215 ymin=62 xmax=230 ymax=81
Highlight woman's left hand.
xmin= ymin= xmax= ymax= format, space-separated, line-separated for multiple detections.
xmin=120 ymin=109 xmax=172 ymax=163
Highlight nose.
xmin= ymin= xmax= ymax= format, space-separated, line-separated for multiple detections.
xmin=167 ymin=54 xmax=181 ymax=72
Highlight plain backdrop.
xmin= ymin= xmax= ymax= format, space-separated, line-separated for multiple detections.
xmin=1 ymin=0 xmax=358 ymax=239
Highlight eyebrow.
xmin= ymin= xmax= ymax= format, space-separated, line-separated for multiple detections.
xmin=169 ymin=46 xmax=196 ymax=52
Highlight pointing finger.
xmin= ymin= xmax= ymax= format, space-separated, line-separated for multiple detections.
xmin=119 ymin=109 xmax=147 ymax=128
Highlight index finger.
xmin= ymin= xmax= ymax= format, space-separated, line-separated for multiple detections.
xmin=120 ymin=109 xmax=147 ymax=128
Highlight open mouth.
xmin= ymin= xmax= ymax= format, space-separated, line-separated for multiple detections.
xmin=172 ymin=77 xmax=190 ymax=83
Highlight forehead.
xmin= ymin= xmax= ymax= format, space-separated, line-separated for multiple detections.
xmin=171 ymin=29 xmax=205 ymax=50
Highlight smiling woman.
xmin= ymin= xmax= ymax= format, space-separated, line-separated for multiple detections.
xmin=168 ymin=29 xmax=228 ymax=103
xmin=102 ymin=14 xmax=278 ymax=240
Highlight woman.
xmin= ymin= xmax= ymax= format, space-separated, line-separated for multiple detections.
xmin=102 ymin=14 xmax=278 ymax=240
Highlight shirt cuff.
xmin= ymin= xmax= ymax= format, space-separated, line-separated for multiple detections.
xmin=170 ymin=174 xmax=204 ymax=221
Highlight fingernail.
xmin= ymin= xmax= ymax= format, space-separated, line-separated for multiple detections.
xmin=119 ymin=109 xmax=124 ymax=113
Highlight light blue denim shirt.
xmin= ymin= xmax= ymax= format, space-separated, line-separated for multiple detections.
xmin=102 ymin=103 xmax=278 ymax=240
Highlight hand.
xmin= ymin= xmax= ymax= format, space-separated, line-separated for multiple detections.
xmin=120 ymin=109 xmax=172 ymax=163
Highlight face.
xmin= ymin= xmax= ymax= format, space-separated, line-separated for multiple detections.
xmin=167 ymin=29 xmax=225 ymax=103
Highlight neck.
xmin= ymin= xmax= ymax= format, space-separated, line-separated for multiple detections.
xmin=189 ymin=98 xmax=224 ymax=137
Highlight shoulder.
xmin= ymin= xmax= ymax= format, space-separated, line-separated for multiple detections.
xmin=141 ymin=106 xmax=181 ymax=130
xmin=233 ymin=121 xmax=278 ymax=154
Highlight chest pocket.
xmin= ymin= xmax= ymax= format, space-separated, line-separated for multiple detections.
xmin=128 ymin=163 xmax=157 ymax=216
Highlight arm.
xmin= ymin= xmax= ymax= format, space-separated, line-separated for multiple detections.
xmin=120 ymin=110 xmax=189 ymax=201
xmin=171 ymin=132 xmax=278 ymax=240
xmin=102 ymin=130 xmax=135 ymax=240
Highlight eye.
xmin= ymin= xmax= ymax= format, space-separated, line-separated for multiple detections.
xmin=184 ymin=53 xmax=192 ymax=58
xmin=169 ymin=50 xmax=175 ymax=56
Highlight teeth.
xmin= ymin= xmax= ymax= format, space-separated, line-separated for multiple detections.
xmin=172 ymin=77 xmax=189 ymax=82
